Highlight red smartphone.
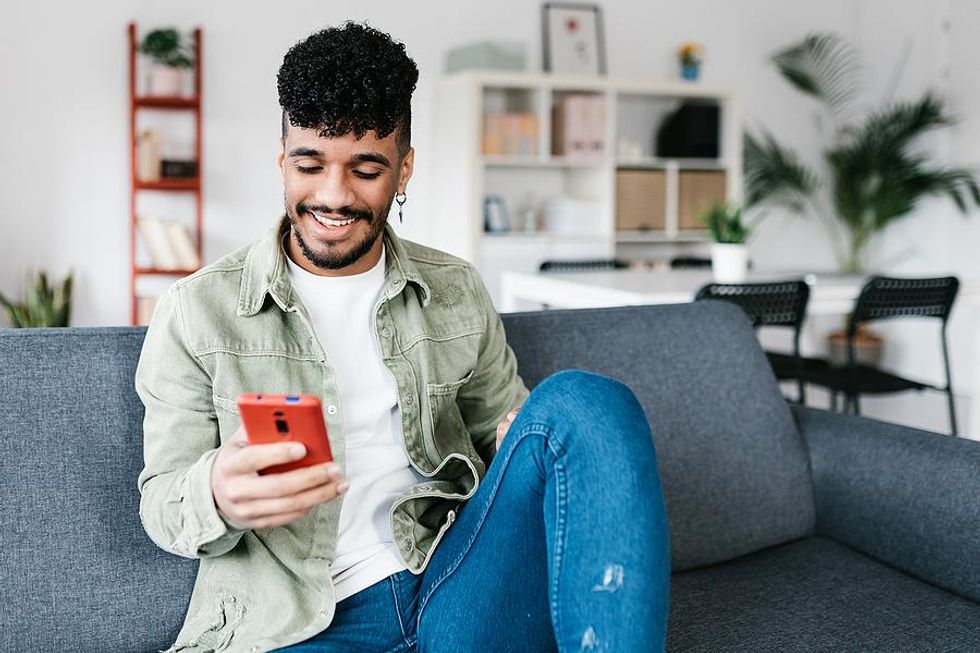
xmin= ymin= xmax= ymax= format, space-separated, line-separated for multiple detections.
xmin=236 ymin=393 xmax=334 ymax=475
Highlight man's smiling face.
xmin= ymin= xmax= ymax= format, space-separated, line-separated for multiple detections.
xmin=278 ymin=121 xmax=414 ymax=276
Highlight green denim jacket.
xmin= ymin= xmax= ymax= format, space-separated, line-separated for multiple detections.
xmin=135 ymin=217 xmax=529 ymax=652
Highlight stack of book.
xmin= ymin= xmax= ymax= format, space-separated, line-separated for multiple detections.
xmin=483 ymin=112 xmax=539 ymax=156
xmin=138 ymin=217 xmax=201 ymax=271
xmin=552 ymin=94 xmax=605 ymax=157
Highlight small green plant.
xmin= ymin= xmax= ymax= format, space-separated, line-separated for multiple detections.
xmin=0 ymin=271 xmax=73 ymax=328
xmin=701 ymin=203 xmax=754 ymax=244
xmin=140 ymin=28 xmax=194 ymax=68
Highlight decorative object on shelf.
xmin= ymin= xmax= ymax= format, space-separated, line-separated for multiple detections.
xmin=551 ymin=93 xmax=604 ymax=156
xmin=677 ymin=42 xmax=703 ymax=81
xmin=160 ymin=159 xmax=198 ymax=178
xmin=701 ymin=203 xmax=757 ymax=283
xmin=483 ymin=112 xmax=538 ymax=156
xmin=744 ymin=32 xmax=980 ymax=273
xmin=542 ymin=3 xmax=606 ymax=76
xmin=545 ymin=197 xmax=601 ymax=236
xmin=656 ymin=101 xmax=720 ymax=158
xmin=0 ymin=271 xmax=73 ymax=328
xmin=484 ymin=196 xmax=511 ymax=233
xmin=136 ymin=129 xmax=161 ymax=182
xmin=517 ymin=193 xmax=539 ymax=232
xmin=139 ymin=27 xmax=194 ymax=96
xmin=446 ymin=42 xmax=526 ymax=73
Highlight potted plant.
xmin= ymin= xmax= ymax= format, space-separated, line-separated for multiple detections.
xmin=701 ymin=202 xmax=757 ymax=282
xmin=0 ymin=271 xmax=73 ymax=328
xmin=677 ymin=42 xmax=703 ymax=81
xmin=744 ymin=33 xmax=980 ymax=272
xmin=139 ymin=28 xmax=194 ymax=97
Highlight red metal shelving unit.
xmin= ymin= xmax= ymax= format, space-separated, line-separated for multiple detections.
xmin=128 ymin=22 xmax=204 ymax=325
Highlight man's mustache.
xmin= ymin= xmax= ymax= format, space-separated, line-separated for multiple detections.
xmin=296 ymin=202 xmax=373 ymax=222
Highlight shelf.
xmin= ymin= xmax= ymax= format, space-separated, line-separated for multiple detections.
xmin=136 ymin=178 xmax=200 ymax=191
xmin=483 ymin=155 xmax=607 ymax=168
xmin=616 ymin=157 xmax=725 ymax=171
xmin=135 ymin=267 xmax=199 ymax=276
xmin=484 ymin=231 xmax=608 ymax=242
xmin=134 ymin=96 xmax=200 ymax=110
xmin=616 ymin=230 xmax=710 ymax=243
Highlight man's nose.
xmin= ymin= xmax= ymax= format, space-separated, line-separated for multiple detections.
xmin=312 ymin=169 xmax=356 ymax=210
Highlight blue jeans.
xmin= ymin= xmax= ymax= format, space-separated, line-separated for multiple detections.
xmin=277 ymin=370 xmax=670 ymax=652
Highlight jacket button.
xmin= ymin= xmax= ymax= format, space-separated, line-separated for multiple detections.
xmin=381 ymin=327 xmax=392 ymax=338
xmin=402 ymin=538 xmax=413 ymax=552
xmin=327 ymin=405 xmax=338 ymax=415
xmin=404 ymin=394 xmax=414 ymax=405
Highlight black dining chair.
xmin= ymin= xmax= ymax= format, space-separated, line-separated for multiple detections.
xmin=695 ymin=280 xmax=812 ymax=403
xmin=801 ymin=275 xmax=960 ymax=435
xmin=670 ymin=256 xmax=712 ymax=270
xmin=539 ymin=259 xmax=630 ymax=272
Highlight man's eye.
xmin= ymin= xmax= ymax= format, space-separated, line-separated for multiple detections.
xmin=353 ymin=170 xmax=382 ymax=180
xmin=296 ymin=165 xmax=322 ymax=174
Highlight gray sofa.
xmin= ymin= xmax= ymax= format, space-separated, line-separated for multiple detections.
xmin=2 ymin=302 xmax=979 ymax=652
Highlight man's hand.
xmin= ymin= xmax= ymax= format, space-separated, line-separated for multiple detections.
xmin=211 ymin=426 xmax=348 ymax=530
xmin=496 ymin=405 xmax=522 ymax=452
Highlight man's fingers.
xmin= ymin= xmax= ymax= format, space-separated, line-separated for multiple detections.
xmin=231 ymin=462 xmax=344 ymax=500
xmin=223 ymin=441 xmax=306 ymax=475
xmin=229 ymin=480 xmax=348 ymax=524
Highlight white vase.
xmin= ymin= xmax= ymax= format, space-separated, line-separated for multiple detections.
xmin=147 ymin=64 xmax=182 ymax=97
xmin=711 ymin=243 xmax=749 ymax=283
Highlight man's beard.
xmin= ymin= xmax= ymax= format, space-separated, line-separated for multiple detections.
xmin=287 ymin=198 xmax=389 ymax=270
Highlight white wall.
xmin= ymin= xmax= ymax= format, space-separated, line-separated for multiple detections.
xmin=0 ymin=0 xmax=869 ymax=326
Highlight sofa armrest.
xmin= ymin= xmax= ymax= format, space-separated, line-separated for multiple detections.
xmin=792 ymin=405 xmax=980 ymax=603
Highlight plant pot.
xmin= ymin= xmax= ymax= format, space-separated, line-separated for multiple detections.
xmin=147 ymin=64 xmax=183 ymax=97
xmin=827 ymin=327 xmax=883 ymax=367
xmin=681 ymin=61 xmax=700 ymax=81
xmin=711 ymin=243 xmax=748 ymax=283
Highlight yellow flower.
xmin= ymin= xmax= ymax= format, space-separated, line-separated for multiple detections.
xmin=677 ymin=41 xmax=703 ymax=64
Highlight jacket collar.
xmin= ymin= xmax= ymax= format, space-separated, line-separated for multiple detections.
xmin=237 ymin=216 xmax=431 ymax=316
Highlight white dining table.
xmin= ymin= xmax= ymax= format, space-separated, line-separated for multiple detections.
xmin=499 ymin=268 xmax=980 ymax=439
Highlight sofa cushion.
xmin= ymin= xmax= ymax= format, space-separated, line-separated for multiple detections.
xmin=0 ymin=328 xmax=196 ymax=652
xmin=502 ymin=303 xmax=815 ymax=571
xmin=668 ymin=536 xmax=980 ymax=652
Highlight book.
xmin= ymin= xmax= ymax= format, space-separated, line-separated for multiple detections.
xmin=136 ymin=130 xmax=161 ymax=182
xmin=138 ymin=217 xmax=180 ymax=270
xmin=137 ymin=296 xmax=159 ymax=326
xmin=165 ymin=221 xmax=201 ymax=270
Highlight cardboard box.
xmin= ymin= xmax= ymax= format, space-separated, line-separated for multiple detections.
xmin=616 ymin=169 xmax=666 ymax=231
xmin=678 ymin=170 xmax=727 ymax=230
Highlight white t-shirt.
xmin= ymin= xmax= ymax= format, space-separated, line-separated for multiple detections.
xmin=286 ymin=247 xmax=424 ymax=602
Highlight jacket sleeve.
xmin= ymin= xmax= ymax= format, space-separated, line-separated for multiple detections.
xmin=457 ymin=271 xmax=531 ymax=467
xmin=135 ymin=285 xmax=245 ymax=559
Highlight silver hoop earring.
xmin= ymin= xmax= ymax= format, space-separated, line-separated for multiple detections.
xmin=395 ymin=192 xmax=407 ymax=223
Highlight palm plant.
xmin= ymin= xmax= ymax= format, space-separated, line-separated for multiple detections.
xmin=745 ymin=33 xmax=980 ymax=272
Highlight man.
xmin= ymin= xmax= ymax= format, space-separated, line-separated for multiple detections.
xmin=137 ymin=22 xmax=669 ymax=653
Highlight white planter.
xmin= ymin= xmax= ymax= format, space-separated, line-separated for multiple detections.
xmin=711 ymin=243 xmax=749 ymax=283
xmin=147 ymin=64 xmax=182 ymax=97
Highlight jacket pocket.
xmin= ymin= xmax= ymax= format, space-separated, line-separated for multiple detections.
xmin=425 ymin=371 xmax=482 ymax=481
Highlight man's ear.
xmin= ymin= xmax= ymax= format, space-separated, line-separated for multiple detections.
xmin=398 ymin=147 xmax=415 ymax=193
xmin=277 ymin=139 xmax=286 ymax=180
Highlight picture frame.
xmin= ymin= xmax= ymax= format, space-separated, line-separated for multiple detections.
xmin=484 ymin=195 xmax=511 ymax=233
xmin=542 ymin=3 xmax=607 ymax=76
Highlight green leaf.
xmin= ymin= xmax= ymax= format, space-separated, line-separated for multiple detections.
xmin=743 ymin=130 xmax=818 ymax=210
xmin=772 ymin=33 xmax=858 ymax=113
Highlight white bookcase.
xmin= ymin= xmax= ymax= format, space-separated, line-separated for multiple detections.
xmin=432 ymin=71 xmax=743 ymax=306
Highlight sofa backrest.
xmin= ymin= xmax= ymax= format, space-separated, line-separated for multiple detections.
xmin=0 ymin=303 xmax=816 ymax=650
xmin=0 ymin=327 xmax=195 ymax=652
xmin=501 ymin=303 xmax=815 ymax=570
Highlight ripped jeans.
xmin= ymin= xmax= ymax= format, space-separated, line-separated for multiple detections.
xmin=277 ymin=370 xmax=671 ymax=652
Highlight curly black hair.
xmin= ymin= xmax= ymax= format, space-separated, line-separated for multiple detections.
xmin=277 ymin=22 xmax=419 ymax=154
